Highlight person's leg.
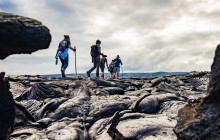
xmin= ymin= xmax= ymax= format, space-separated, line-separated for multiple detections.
xmin=111 ymin=72 xmax=114 ymax=79
xmin=117 ymin=72 xmax=119 ymax=78
xmin=100 ymin=66 xmax=104 ymax=77
xmin=116 ymin=67 xmax=120 ymax=78
xmin=96 ymin=58 xmax=100 ymax=77
xmin=113 ymin=68 xmax=116 ymax=79
xmin=87 ymin=58 xmax=97 ymax=76
xmin=61 ymin=56 xmax=69 ymax=78
xmin=59 ymin=57 xmax=65 ymax=77
xmin=63 ymin=56 xmax=69 ymax=70
xmin=59 ymin=57 xmax=64 ymax=70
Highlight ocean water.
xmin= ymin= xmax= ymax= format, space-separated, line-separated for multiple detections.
xmin=42 ymin=72 xmax=188 ymax=78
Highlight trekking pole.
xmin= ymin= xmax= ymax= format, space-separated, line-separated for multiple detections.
xmin=121 ymin=65 xmax=124 ymax=78
xmin=74 ymin=46 xmax=77 ymax=76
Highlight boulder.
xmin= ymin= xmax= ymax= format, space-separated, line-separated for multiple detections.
xmin=0 ymin=12 xmax=51 ymax=140
xmin=174 ymin=45 xmax=220 ymax=139
xmin=0 ymin=12 xmax=51 ymax=59
xmin=0 ymin=72 xmax=15 ymax=140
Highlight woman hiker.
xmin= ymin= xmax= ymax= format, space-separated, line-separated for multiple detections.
xmin=55 ymin=35 xmax=76 ymax=78
xmin=108 ymin=60 xmax=115 ymax=79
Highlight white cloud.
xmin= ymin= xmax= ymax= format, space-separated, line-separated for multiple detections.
xmin=0 ymin=0 xmax=219 ymax=75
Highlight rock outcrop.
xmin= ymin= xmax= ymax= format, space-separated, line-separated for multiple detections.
xmin=7 ymin=71 xmax=209 ymax=140
xmin=0 ymin=12 xmax=51 ymax=59
xmin=0 ymin=12 xmax=51 ymax=140
xmin=0 ymin=72 xmax=15 ymax=140
xmin=174 ymin=45 xmax=220 ymax=139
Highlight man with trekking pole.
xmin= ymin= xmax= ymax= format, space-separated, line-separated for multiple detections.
xmin=113 ymin=55 xmax=123 ymax=79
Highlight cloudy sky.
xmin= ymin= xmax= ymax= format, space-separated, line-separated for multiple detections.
xmin=0 ymin=0 xmax=219 ymax=75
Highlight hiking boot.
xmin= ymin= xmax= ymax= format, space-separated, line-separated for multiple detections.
xmin=61 ymin=69 xmax=66 ymax=78
xmin=86 ymin=71 xmax=90 ymax=77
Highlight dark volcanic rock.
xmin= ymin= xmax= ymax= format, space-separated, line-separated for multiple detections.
xmin=15 ymin=82 xmax=63 ymax=101
xmin=0 ymin=12 xmax=51 ymax=140
xmin=174 ymin=45 xmax=220 ymax=139
xmin=8 ymin=71 xmax=210 ymax=139
xmin=0 ymin=72 xmax=15 ymax=140
xmin=0 ymin=12 xmax=51 ymax=59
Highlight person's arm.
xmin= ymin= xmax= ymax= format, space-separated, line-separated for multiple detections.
xmin=68 ymin=45 xmax=76 ymax=52
xmin=67 ymin=40 xmax=76 ymax=52
xmin=98 ymin=51 xmax=104 ymax=56
xmin=106 ymin=60 xmax=108 ymax=68
xmin=97 ymin=45 xmax=104 ymax=55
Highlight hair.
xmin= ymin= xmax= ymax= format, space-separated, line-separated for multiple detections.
xmin=96 ymin=39 xmax=101 ymax=45
xmin=64 ymin=35 xmax=70 ymax=39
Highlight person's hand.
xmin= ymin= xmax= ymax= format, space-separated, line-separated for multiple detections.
xmin=73 ymin=46 xmax=76 ymax=52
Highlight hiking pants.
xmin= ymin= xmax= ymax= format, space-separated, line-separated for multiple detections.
xmin=88 ymin=57 xmax=100 ymax=77
xmin=59 ymin=55 xmax=69 ymax=71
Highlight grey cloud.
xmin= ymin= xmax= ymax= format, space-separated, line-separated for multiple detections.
xmin=1 ymin=0 xmax=219 ymax=74
xmin=0 ymin=1 xmax=18 ymax=13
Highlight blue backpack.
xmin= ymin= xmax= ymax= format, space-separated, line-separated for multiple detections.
xmin=108 ymin=64 xmax=114 ymax=72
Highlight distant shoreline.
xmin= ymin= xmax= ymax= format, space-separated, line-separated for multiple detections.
xmin=41 ymin=72 xmax=189 ymax=78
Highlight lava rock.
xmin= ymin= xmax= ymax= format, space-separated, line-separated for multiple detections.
xmin=0 ymin=12 xmax=51 ymax=59
xmin=174 ymin=45 xmax=220 ymax=139
xmin=0 ymin=72 xmax=15 ymax=140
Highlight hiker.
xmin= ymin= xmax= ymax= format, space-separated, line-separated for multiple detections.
xmin=108 ymin=60 xmax=114 ymax=79
xmin=87 ymin=39 xmax=104 ymax=77
xmin=55 ymin=35 xmax=76 ymax=78
xmin=100 ymin=55 xmax=108 ymax=78
xmin=113 ymin=55 xmax=123 ymax=79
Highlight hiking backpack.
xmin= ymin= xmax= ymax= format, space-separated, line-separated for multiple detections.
xmin=59 ymin=40 xmax=68 ymax=52
xmin=90 ymin=45 xmax=99 ymax=57
xmin=108 ymin=64 xmax=114 ymax=72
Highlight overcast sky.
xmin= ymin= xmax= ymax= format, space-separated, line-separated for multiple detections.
xmin=0 ymin=0 xmax=219 ymax=75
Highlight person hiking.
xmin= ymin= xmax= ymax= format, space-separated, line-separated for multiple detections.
xmin=108 ymin=60 xmax=114 ymax=79
xmin=87 ymin=39 xmax=104 ymax=77
xmin=113 ymin=55 xmax=123 ymax=79
xmin=55 ymin=35 xmax=76 ymax=78
xmin=100 ymin=55 xmax=108 ymax=78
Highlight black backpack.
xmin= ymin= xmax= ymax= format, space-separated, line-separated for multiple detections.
xmin=59 ymin=40 xmax=68 ymax=52
xmin=90 ymin=45 xmax=99 ymax=57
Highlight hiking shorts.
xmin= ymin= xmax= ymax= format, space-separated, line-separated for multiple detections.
xmin=114 ymin=67 xmax=120 ymax=73
xmin=100 ymin=65 xmax=105 ymax=72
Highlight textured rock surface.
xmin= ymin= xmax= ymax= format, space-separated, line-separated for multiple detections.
xmin=0 ymin=12 xmax=51 ymax=140
xmin=7 ymin=71 xmax=210 ymax=140
xmin=0 ymin=72 xmax=15 ymax=140
xmin=0 ymin=12 xmax=51 ymax=59
xmin=174 ymin=45 xmax=220 ymax=139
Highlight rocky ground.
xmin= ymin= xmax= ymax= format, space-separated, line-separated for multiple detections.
xmin=7 ymin=71 xmax=209 ymax=140
xmin=174 ymin=45 xmax=220 ymax=140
